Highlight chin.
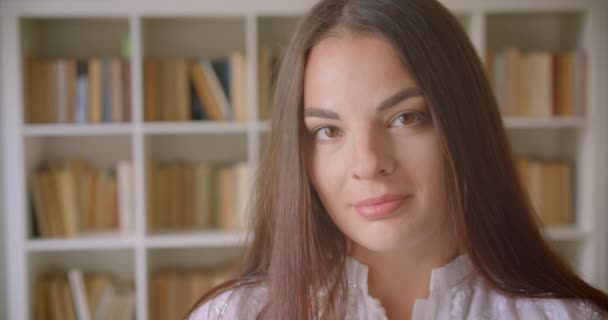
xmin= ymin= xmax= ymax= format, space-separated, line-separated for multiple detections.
xmin=351 ymin=230 xmax=411 ymax=253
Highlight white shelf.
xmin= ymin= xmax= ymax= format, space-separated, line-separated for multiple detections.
xmin=545 ymin=226 xmax=589 ymax=241
xmin=143 ymin=121 xmax=249 ymax=135
xmin=26 ymin=233 xmax=136 ymax=252
xmin=2 ymin=2 xmax=607 ymax=320
xmin=146 ymin=231 xmax=246 ymax=249
xmin=23 ymin=123 xmax=133 ymax=136
xmin=503 ymin=117 xmax=586 ymax=129
xmin=256 ymin=120 xmax=271 ymax=132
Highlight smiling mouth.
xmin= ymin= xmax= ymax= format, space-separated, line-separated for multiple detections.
xmin=353 ymin=194 xmax=409 ymax=219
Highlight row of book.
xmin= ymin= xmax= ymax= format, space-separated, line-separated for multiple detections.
xmin=35 ymin=270 xmax=134 ymax=320
xmin=151 ymin=266 xmax=236 ymax=320
xmin=24 ymin=57 xmax=132 ymax=124
xmin=515 ymin=156 xmax=573 ymax=226
xmin=143 ymin=52 xmax=248 ymax=122
xmin=147 ymin=160 xmax=250 ymax=232
xmin=30 ymin=160 xmax=134 ymax=238
xmin=485 ymin=48 xmax=587 ymax=118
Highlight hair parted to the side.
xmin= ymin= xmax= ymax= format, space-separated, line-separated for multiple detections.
xmin=188 ymin=0 xmax=608 ymax=318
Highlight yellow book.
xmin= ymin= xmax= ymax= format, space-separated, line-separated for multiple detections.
xmin=55 ymin=169 xmax=79 ymax=237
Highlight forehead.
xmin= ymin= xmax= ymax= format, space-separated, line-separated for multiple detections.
xmin=303 ymin=33 xmax=419 ymax=110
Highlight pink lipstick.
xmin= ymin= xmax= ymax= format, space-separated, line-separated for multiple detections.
xmin=353 ymin=194 xmax=409 ymax=219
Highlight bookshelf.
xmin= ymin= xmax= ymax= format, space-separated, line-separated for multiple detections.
xmin=1 ymin=1 xmax=607 ymax=319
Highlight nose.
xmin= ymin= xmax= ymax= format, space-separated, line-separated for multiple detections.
xmin=351 ymin=128 xmax=395 ymax=180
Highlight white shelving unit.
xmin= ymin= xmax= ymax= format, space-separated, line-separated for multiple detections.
xmin=1 ymin=1 xmax=607 ymax=319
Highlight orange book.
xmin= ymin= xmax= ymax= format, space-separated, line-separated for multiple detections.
xmin=24 ymin=57 xmax=40 ymax=123
xmin=111 ymin=58 xmax=124 ymax=122
xmin=161 ymin=60 xmax=177 ymax=121
xmin=88 ymin=59 xmax=103 ymax=123
xmin=42 ymin=59 xmax=58 ymax=122
xmin=553 ymin=53 xmax=576 ymax=116
xmin=175 ymin=59 xmax=190 ymax=121
xmin=144 ymin=59 xmax=160 ymax=121
xmin=516 ymin=53 xmax=531 ymax=117
xmin=504 ymin=48 xmax=521 ymax=117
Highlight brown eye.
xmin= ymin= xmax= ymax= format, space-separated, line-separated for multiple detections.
xmin=390 ymin=111 xmax=427 ymax=127
xmin=314 ymin=126 xmax=341 ymax=140
xmin=396 ymin=113 xmax=416 ymax=125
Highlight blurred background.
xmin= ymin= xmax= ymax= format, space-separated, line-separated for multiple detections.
xmin=1 ymin=0 xmax=607 ymax=319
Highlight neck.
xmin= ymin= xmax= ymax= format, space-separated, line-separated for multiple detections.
xmin=349 ymin=228 xmax=459 ymax=319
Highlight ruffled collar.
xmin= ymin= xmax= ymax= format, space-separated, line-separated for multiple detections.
xmin=345 ymin=254 xmax=472 ymax=297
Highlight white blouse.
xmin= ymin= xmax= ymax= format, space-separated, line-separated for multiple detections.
xmin=189 ymin=255 xmax=606 ymax=319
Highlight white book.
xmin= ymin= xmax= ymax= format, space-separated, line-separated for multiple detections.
xmin=92 ymin=286 xmax=114 ymax=320
xmin=68 ymin=269 xmax=91 ymax=320
xmin=117 ymin=161 xmax=134 ymax=235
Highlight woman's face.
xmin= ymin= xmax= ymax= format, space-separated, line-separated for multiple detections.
xmin=303 ymin=33 xmax=451 ymax=254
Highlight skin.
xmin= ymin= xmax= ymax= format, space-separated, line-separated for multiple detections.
xmin=303 ymin=31 xmax=459 ymax=319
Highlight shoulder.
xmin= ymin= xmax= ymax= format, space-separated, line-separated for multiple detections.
xmin=187 ymin=284 xmax=268 ymax=320
xmin=463 ymin=278 xmax=607 ymax=320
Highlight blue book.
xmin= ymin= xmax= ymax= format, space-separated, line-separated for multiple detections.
xmin=212 ymin=59 xmax=231 ymax=102
xmin=75 ymin=60 xmax=89 ymax=123
xmin=211 ymin=59 xmax=233 ymax=120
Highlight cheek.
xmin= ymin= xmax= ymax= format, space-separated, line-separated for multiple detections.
xmin=308 ymin=147 xmax=347 ymax=209
xmin=398 ymin=133 xmax=445 ymax=193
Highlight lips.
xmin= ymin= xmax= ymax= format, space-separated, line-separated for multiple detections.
xmin=353 ymin=194 xmax=409 ymax=219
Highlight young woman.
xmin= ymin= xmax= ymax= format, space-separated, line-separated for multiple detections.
xmin=188 ymin=0 xmax=608 ymax=318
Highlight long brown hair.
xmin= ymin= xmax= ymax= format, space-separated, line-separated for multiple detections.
xmin=190 ymin=0 xmax=608 ymax=318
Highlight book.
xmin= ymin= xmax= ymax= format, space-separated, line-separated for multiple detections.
xmin=117 ymin=161 xmax=134 ymax=235
xmin=102 ymin=59 xmax=113 ymax=122
xmin=515 ymin=156 xmax=573 ymax=226
xmin=144 ymin=59 xmax=160 ymax=121
xmin=54 ymin=59 xmax=68 ymax=123
xmin=68 ymin=269 xmax=92 ymax=320
xmin=230 ymin=51 xmax=248 ymax=121
xmin=88 ymin=59 xmax=103 ymax=123
xmin=175 ymin=59 xmax=191 ymax=121
xmin=527 ymin=52 xmax=553 ymax=117
xmin=122 ymin=60 xmax=132 ymax=121
xmin=66 ymin=60 xmax=78 ymax=123
xmin=190 ymin=60 xmax=230 ymax=120
xmin=194 ymin=163 xmax=213 ymax=229
xmin=76 ymin=60 xmax=89 ymax=123
xmin=553 ymin=52 xmax=577 ymax=116
xmin=110 ymin=58 xmax=124 ymax=122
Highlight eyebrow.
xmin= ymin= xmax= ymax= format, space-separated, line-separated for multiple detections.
xmin=303 ymin=87 xmax=424 ymax=120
